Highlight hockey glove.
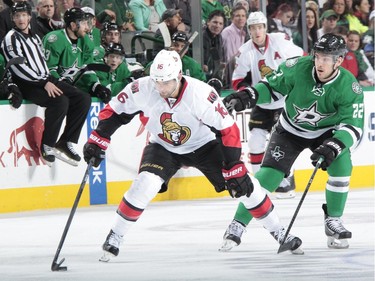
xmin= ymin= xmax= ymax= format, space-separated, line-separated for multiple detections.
xmin=83 ymin=131 xmax=110 ymax=167
xmin=7 ymin=83 xmax=23 ymax=109
xmin=222 ymin=161 xmax=253 ymax=198
xmin=311 ymin=138 xmax=345 ymax=171
xmin=92 ymin=83 xmax=112 ymax=104
xmin=222 ymin=87 xmax=258 ymax=113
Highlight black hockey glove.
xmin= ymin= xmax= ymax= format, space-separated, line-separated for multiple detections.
xmin=311 ymin=138 xmax=345 ymax=171
xmin=222 ymin=87 xmax=258 ymax=114
xmin=207 ymin=78 xmax=223 ymax=96
xmin=83 ymin=131 xmax=110 ymax=167
xmin=222 ymin=161 xmax=253 ymax=198
xmin=7 ymin=83 xmax=23 ymax=109
xmin=92 ymin=83 xmax=112 ymax=104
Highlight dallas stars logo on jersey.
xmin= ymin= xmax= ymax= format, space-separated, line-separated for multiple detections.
xmin=293 ymin=101 xmax=332 ymax=126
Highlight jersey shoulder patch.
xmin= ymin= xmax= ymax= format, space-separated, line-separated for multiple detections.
xmin=46 ymin=33 xmax=58 ymax=43
xmin=351 ymin=82 xmax=362 ymax=94
xmin=285 ymin=57 xmax=299 ymax=68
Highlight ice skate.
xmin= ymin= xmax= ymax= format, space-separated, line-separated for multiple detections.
xmin=99 ymin=230 xmax=123 ymax=262
xmin=275 ymin=174 xmax=296 ymax=199
xmin=272 ymin=227 xmax=304 ymax=255
xmin=41 ymin=144 xmax=55 ymax=167
xmin=322 ymin=204 xmax=351 ymax=249
xmin=219 ymin=220 xmax=246 ymax=252
xmin=54 ymin=141 xmax=81 ymax=166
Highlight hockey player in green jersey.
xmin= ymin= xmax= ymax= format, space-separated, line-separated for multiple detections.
xmin=96 ymin=42 xmax=132 ymax=96
xmin=220 ymin=33 xmax=364 ymax=251
xmin=43 ymin=8 xmax=111 ymax=104
xmin=81 ymin=7 xmax=103 ymax=63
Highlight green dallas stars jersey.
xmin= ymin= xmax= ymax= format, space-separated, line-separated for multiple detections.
xmin=254 ymin=55 xmax=364 ymax=151
xmin=96 ymin=61 xmax=132 ymax=96
xmin=43 ymin=29 xmax=99 ymax=93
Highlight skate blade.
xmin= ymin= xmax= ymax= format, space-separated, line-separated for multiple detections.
xmin=218 ymin=239 xmax=238 ymax=252
xmin=275 ymin=191 xmax=296 ymax=199
xmin=327 ymin=237 xmax=349 ymax=249
xmin=54 ymin=150 xmax=79 ymax=166
xmin=99 ymin=251 xmax=115 ymax=262
xmin=291 ymin=247 xmax=304 ymax=255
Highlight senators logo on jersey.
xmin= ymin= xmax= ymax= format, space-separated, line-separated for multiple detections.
xmin=158 ymin=113 xmax=191 ymax=146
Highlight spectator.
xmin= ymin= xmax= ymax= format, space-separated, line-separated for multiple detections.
xmin=347 ymin=30 xmax=375 ymax=86
xmin=292 ymin=7 xmax=319 ymax=52
xmin=1 ymin=2 xmax=91 ymax=166
xmin=0 ymin=0 xmax=38 ymax=42
xmin=234 ymin=0 xmax=250 ymax=13
xmin=333 ymin=25 xmax=360 ymax=78
xmin=222 ymin=6 xmax=247 ymax=62
xmin=267 ymin=3 xmax=294 ymax=37
xmin=362 ymin=10 xmax=374 ymax=67
xmin=353 ymin=0 xmax=371 ymax=25
xmin=306 ymin=0 xmax=320 ymax=21
xmin=324 ymin=0 xmax=369 ymax=34
xmin=203 ymin=10 xmax=225 ymax=81
xmin=163 ymin=0 xmax=192 ymax=32
xmin=81 ymin=6 xmax=103 ymax=62
xmin=317 ymin=9 xmax=339 ymax=39
xmin=35 ymin=0 xmax=64 ymax=39
xmin=201 ymin=0 xmax=224 ymax=24
xmin=85 ymin=0 xmax=135 ymax=31
xmin=53 ymin=0 xmax=79 ymax=21
xmin=129 ymin=0 xmax=166 ymax=32
xmin=97 ymin=42 xmax=132 ymax=95
xmin=43 ymin=8 xmax=112 ymax=103
xmin=153 ymin=9 xmax=185 ymax=56
xmin=221 ymin=5 xmax=247 ymax=88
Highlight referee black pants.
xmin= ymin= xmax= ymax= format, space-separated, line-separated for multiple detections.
xmin=17 ymin=80 xmax=91 ymax=147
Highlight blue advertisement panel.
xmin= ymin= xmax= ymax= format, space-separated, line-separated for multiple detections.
xmin=86 ymin=102 xmax=107 ymax=205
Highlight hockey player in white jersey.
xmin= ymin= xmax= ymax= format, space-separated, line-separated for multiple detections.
xmin=82 ymin=50 xmax=303 ymax=261
xmin=220 ymin=11 xmax=305 ymax=251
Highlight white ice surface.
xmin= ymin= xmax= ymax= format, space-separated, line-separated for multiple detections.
xmin=0 ymin=188 xmax=374 ymax=281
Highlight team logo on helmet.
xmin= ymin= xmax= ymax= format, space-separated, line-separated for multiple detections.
xmin=158 ymin=113 xmax=191 ymax=146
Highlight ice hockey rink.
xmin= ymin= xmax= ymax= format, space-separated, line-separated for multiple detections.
xmin=0 ymin=188 xmax=373 ymax=281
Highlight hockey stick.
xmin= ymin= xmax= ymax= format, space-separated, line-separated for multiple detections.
xmin=157 ymin=21 xmax=172 ymax=49
xmin=179 ymin=31 xmax=198 ymax=58
xmin=1 ymin=57 xmax=26 ymax=81
xmin=277 ymin=157 xmax=324 ymax=254
xmin=72 ymin=63 xmax=111 ymax=86
xmin=51 ymin=161 xmax=93 ymax=271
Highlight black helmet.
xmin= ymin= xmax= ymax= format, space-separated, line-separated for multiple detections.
xmin=105 ymin=42 xmax=125 ymax=56
xmin=64 ymin=8 xmax=87 ymax=27
xmin=172 ymin=31 xmax=188 ymax=43
xmin=11 ymin=1 xmax=32 ymax=16
xmin=313 ymin=33 xmax=347 ymax=57
xmin=102 ymin=22 xmax=119 ymax=31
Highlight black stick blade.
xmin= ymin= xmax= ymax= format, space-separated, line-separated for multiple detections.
xmin=51 ymin=258 xmax=67 ymax=271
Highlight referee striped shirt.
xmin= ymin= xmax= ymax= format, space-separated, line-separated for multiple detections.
xmin=1 ymin=28 xmax=50 ymax=86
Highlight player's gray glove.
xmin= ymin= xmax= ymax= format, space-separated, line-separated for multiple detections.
xmin=222 ymin=87 xmax=258 ymax=113
xmin=311 ymin=138 xmax=345 ymax=171
xmin=92 ymin=83 xmax=112 ymax=104
xmin=222 ymin=161 xmax=253 ymax=198
xmin=83 ymin=131 xmax=110 ymax=167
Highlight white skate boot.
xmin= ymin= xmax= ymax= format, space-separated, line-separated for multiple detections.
xmin=272 ymin=227 xmax=304 ymax=255
xmin=99 ymin=230 xmax=123 ymax=262
xmin=322 ymin=204 xmax=352 ymax=249
xmin=219 ymin=220 xmax=246 ymax=252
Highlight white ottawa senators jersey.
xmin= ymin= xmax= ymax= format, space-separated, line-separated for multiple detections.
xmin=108 ymin=76 xmax=237 ymax=154
xmin=232 ymin=33 xmax=304 ymax=89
